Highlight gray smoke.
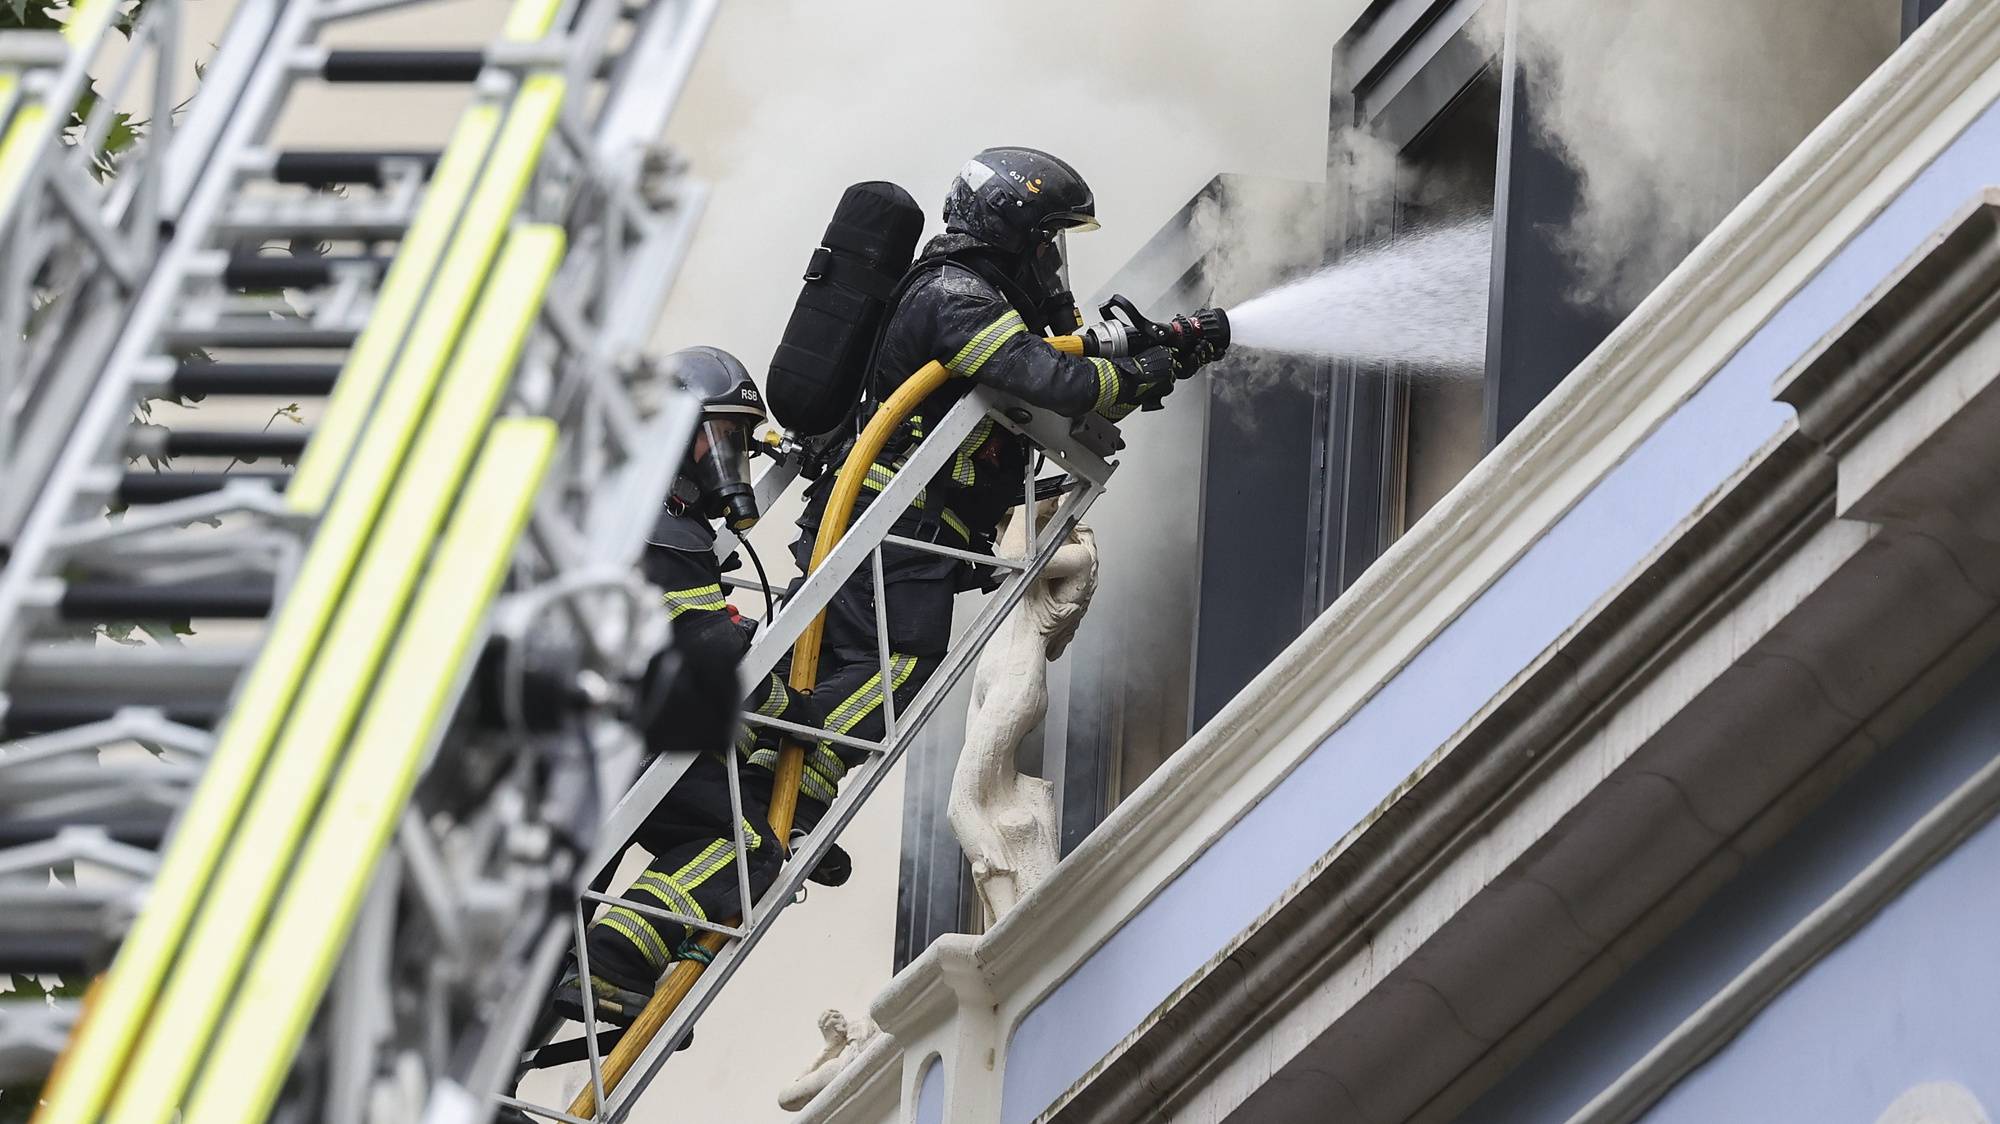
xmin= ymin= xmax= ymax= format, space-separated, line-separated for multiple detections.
xmin=1484 ymin=0 xmax=1899 ymax=310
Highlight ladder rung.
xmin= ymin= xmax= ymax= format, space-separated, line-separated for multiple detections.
xmin=0 ymin=700 xmax=224 ymax=738
xmin=157 ymin=429 xmax=311 ymax=459
xmin=164 ymin=325 xmax=361 ymax=349
xmin=321 ymin=49 xmax=486 ymax=83
xmin=169 ymin=361 xmax=342 ymax=397
xmin=61 ymin=578 xmax=276 ymax=619
xmin=216 ymin=212 xmax=415 ymax=242
xmin=0 ymin=923 xmax=108 ymax=976
xmin=117 ymin=472 xmax=289 ymax=505
xmin=223 ymin=254 xmax=390 ymax=290
xmin=273 ymin=149 xmax=441 ymax=186
xmin=0 ymin=815 xmax=170 ymax=851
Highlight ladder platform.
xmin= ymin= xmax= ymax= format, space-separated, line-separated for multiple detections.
xmin=116 ymin=471 xmax=290 ymax=505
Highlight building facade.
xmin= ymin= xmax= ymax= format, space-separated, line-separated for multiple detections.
xmin=848 ymin=0 xmax=2000 ymax=1121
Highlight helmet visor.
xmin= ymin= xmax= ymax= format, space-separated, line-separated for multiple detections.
xmin=1040 ymin=211 xmax=1099 ymax=236
xmin=690 ymin=417 xmax=759 ymax=530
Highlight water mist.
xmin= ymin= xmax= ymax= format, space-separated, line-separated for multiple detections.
xmin=1226 ymin=219 xmax=1491 ymax=370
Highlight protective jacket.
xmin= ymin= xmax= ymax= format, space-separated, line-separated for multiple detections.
xmin=812 ymin=232 xmax=1153 ymax=564
xmin=641 ymin=502 xmax=811 ymax=757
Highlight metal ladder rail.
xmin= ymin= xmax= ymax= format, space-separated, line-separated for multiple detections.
xmin=517 ymin=389 xmax=1122 ymax=1122
xmin=13 ymin=0 xmax=581 ymax=1109
xmin=0 ymin=0 xmax=178 ymax=547
xmin=0 ymin=0 xmax=718 ymax=1111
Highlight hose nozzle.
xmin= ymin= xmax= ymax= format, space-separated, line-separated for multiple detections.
xmin=1079 ymin=295 xmax=1230 ymax=368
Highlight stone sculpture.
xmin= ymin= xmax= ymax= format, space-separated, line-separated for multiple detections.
xmin=778 ymin=1008 xmax=879 ymax=1112
xmin=949 ymin=501 xmax=1097 ymax=925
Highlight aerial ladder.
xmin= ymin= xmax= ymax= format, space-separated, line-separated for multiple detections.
xmin=0 ymin=0 xmax=1141 ymax=1119
xmin=0 ymin=0 xmax=719 ymax=1118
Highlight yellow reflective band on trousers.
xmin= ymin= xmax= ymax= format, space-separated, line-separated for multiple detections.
xmin=662 ymin=583 xmax=728 ymax=620
xmin=1090 ymin=357 xmax=1120 ymax=413
xmin=809 ymin=654 xmax=920 ymax=794
xmin=632 ymin=873 xmax=705 ymax=925
xmin=603 ymin=909 xmax=673 ymax=969
xmin=594 ymin=816 xmax=765 ymax=965
xmin=798 ymin=770 xmax=839 ymax=806
xmin=946 ymin=310 xmax=1025 ymax=378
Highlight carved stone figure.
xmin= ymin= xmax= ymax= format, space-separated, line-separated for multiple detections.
xmin=949 ymin=501 xmax=1098 ymax=925
xmin=778 ymin=1008 xmax=879 ymax=1112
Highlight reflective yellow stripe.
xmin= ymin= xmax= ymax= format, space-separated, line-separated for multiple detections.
xmin=755 ymin=674 xmax=789 ymax=718
xmin=634 ymin=872 xmax=705 ymax=922
xmin=946 ymin=311 xmax=1026 ymax=377
xmin=798 ymin=770 xmax=839 ymax=805
xmin=1090 ymin=357 xmax=1120 ymax=413
xmin=822 ymin=671 xmax=885 ymax=731
xmin=670 ymin=838 xmax=734 ymax=889
xmin=805 ymin=745 xmax=849 ymax=792
xmin=748 ymin=747 xmax=779 ymax=771
xmin=952 ymin=418 xmax=994 ymax=487
xmin=602 ymin=909 xmax=672 ymax=969
xmin=662 ymin=582 xmax=728 ymax=619
xmin=862 ymin=461 xmax=927 ymax=509
xmin=940 ymin=509 xmax=970 ymax=542
xmin=822 ymin=654 xmax=918 ymax=736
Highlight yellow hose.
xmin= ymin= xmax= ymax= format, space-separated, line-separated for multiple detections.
xmin=570 ymin=359 xmax=953 ymax=1117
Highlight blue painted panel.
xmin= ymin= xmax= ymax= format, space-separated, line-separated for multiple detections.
xmin=914 ymin=1053 xmax=944 ymax=1124
xmin=1000 ymin=94 xmax=2000 ymax=1124
xmin=1641 ymin=787 xmax=2000 ymax=1121
xmin=1463 ymin=648 xmax=2000 ymax=1123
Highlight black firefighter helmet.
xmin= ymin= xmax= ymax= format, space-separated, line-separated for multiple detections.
xmin=669 ymin=345 xmax=765 ymax=531
xmin=942 ymin=147 xmax=1099 ymax=256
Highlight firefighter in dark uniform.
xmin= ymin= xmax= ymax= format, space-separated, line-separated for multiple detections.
xmin=553 ymin=346 xmax=840 ymax=1028
xmin=776 ymin=147 xmax=1218 ymax=816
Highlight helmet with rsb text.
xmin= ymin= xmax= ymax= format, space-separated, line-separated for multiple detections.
xmin=668 ymin=345 xmax=765 ymax=531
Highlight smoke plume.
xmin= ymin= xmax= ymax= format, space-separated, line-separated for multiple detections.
xmin=1484 ymin=0 xmax=1899 ymax=310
